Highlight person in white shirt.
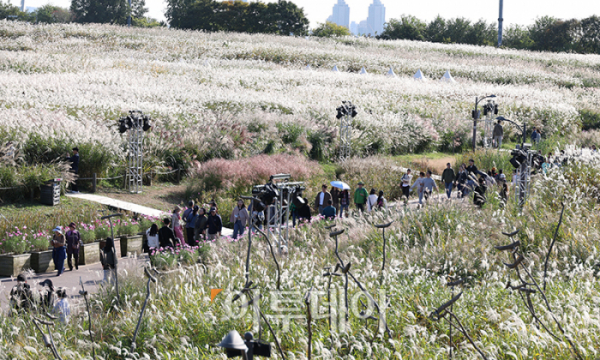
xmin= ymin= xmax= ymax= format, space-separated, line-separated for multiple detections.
xmin=146 ymin=224 xmax=159 ymax=250
xmin=314 ymin=185 xmax=331 ymax=214
xmin=400 ymin=169 xmax=412 ymax=202
xmin=366 ymin=188 xmax=378 ymax=212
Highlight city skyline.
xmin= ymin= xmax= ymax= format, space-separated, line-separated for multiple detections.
xmin=326 ymin=0 xmax=350 ymax=29
xmin=9 ymin=0 xmax=599 ymax=29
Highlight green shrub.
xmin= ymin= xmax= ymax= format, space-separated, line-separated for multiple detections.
xmin=580 ymin=109 xmax=600 ymax=131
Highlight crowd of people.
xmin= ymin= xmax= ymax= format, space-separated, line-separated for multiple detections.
xmin=9 ymin=274 xmax=70 ymax=323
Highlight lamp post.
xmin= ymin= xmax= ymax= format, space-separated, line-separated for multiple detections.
xmin=471 ymin=95 xmax=496 ymax=152
xmin=498 ymin=0 xmax=504 ymax=47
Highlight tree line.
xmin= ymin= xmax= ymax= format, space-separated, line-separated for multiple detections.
xmin=378 ymin=15 xmax=600 ymax=54
xmin=0 ymin=0 xmax=162 ymax=27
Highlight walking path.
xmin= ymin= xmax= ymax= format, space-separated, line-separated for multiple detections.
xmin=65 ymin=193 xmax=234 ymax=236
xmin=66 ymin=193 xmax=165 ymax=218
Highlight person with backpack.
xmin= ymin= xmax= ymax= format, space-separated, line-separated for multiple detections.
xmin=185 ymin=206 xmax=199 ymax=246
xmin=9 ymin=274 xmax=33 ymax=312
xmin=50 ymin=226 xmax=67 ymax=277
xmin=441 ymin=163 xmax=456 ymax=199
xmin=194 ymin=208 xmax=208 ymax=242
xmin=65 ymin=222 xmax=81 ymax=271
xmin=231 ymin=199 xmax=249 ymax=240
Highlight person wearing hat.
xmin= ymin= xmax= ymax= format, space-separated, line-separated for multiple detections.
xmin=230 ymin=199 xmax=249 ymax=240
xmin=353 ymin=182 xmax=368 ymax=213
xmin=206 ymin=207 xmax=222 ymax=241
xmin=67 ymin=147 xmax=80 ymax=193
xmin=65 ymin=222 xmax=82 ymax=271
xmin=50 ymin=226 xmax=67 ymax=277
xmin=9 ymin=273 xmax=34 ymax=312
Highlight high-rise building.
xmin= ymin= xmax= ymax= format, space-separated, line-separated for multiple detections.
xmin=357 ymin=20 xmax=369 ymax=36
xmin=20 ymin=0 xmax=25 ymax=12
xmin=366 ymin=0 xmax=386 ymax=36
xmin=326 ymin=0 xmax=350 ymax=29
xmin=350 ymin=21 xmax=358 ymax=36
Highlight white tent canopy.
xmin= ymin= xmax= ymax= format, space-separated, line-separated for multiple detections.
xmin=202 ymin=59 xmax=210 ymax=67
xmin=440 ymin=70 xmax=456 ymax=83
xmin=413 ymin=69 xmax=427 ymax=81
xmin=359 ymin=66 xmax=367 ymax=75
xmin=386 ymin=67 xmax=396 ymax=77
xmin=304 ymin=64 xmax=312 ymax=71
xmin=332 ymin=65 xmax=340 ymax=72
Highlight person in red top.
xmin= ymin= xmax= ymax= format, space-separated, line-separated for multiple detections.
xmin=65 ymin=222 xmax=81 ymax=271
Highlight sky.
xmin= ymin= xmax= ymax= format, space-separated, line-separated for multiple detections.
xmin=10 ymin=0 xmax=599 ymax=27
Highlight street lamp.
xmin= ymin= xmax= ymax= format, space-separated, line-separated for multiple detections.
xmin=496 ymin=116 xmax=527 ymax=147
xmin=471 ymin=95 xmax=496 ymax=152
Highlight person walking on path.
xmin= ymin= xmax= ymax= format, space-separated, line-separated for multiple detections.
xmin=171 ymin=206 xmax=184 ymax=245
xmin=50 ymin=226 xmax=66 ymax=277
xmin=400 ymin=169 xmax=413 ymax=202
xmin=321 ymin=199 xmax=336 ymax=220
xmin=441 ymin=163 xmax=456 ymax=199
xmin=194 ymin=208 xmax=208 ymax=242
xmin=100 ymin=237 xmax=116 ymax=284
xmin=354 ymin=181 xmax=368 ymax=213
xmin=65 ymin=222 xmax=81 ymax=271
xmin=366 ymin=188 xmax=378 ymax=212
xmin=376 ymin=190 xmax=387 ymax=209
xmin=158 ymin=218 xmax=177 ymax=248
xmin=493 ymin=121 xmax=504 ymax=148
xmin=330 ymin=186 xmax=341 ymax=216
xmin=185 ymin=205 xmax=199 ymax=246
xmin=422 ymin=171 xmax=439 ymax=203
xmin=456 ymin=164 xmax=469 ymax=198
xmin=411 ymin=172 xmax=426 ymax=205
xmin=231 ymin=199 xmax=249 ymax=240
xmin=314 ymin=185 xmax=332 ymax=214
xmin=207 ymin=207 xmax=222 ymax=240
xmin=339 ymin=189 xmax=350 ymax=218
xmin=67 ymin=147 xmax=80 ymax=193
xmin=146 ymin=224 xmax=159 ymax=249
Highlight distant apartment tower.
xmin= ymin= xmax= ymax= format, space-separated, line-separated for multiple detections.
xmin=357 ymin=20 xmax=369 ymax=36
xmin=20 ymin=0 xmax=25 ymax=11
xmin=350 ymin=21 xmax=358 ymax=35
xmin=326 ymin=0 xmax=350 ymax=29
xmin=367 ymin=0 xmax=385 ymax=36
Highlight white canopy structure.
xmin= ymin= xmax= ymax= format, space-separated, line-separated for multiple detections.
xmin=413 ymin=69 xmax=427 ymax=81
xmin=202 ymin=59 xmax=211 ymax=67
xmin=332 ymin=65 xmax=340 ymax=72
xmin=440 ymin=70 xmax=456 ymax=83
xmin=386 ymin=67 xmax=396 ymax=77
xmin=304 ymin=64 xmax=312 ymax=71
xmin=359 ymin=66 xmax=368 ymax=75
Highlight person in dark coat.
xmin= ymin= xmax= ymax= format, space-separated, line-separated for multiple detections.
xmin=297 ymin=198 xmax=312 ymax=224
xmin=9 ymin=274 xmax=34 ymax=312
xmin=474 ymin=177 xmax=487 ymax=208
xmin=206 ymin=207 xmax=222 ymax=240
xmin=158 ymin=218 xmax=177 ymax=248
xmin=100 ymin=237 xmax=116 ymax=284
xmin=68 ymin=147 xmax=80 ymax=193
xmin=194 ymin=208 xmax=208 ymax=243
xmin=65 ymin=222 xmax=81 ymax=271
xmin=39 ymin=279 xmax=56 ymax=312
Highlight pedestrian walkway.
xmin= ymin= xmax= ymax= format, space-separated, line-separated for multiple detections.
xmin=65 ymin=193 xmax=234 ymax=237
xmin=66 ymin=193 xmax=165 ymax=218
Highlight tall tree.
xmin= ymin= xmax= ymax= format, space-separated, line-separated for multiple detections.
xmin=577 ymin=15 xmax=600 ymax=54
xmin=425 ymin=15 xmax=447 ymax=43
xmin=35 ymin=5 xmax=71 ymax=23
xmin=379 ymin=15 xmax=426 ymax=41
xmin=71 ymin=0 xmax=146 ymax=24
